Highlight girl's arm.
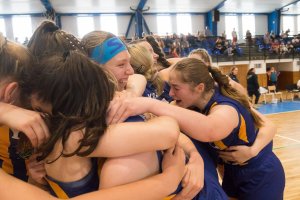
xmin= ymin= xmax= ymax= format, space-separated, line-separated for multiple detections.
xmin=219 ymin=108 xmax=276 ymax=164
xmin=0 ymin=146 xmax=185 ymax=200
xmin=126 ymin=74 xmax=147 ymax=97
xmin=87 ymin=116 xmax=180 ymax=157
xmin=0 ymin=102 xmax=49 ymax=147
xmin=108 ymin=97 xmax=238 ymax=142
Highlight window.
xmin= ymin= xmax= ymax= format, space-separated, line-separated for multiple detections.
xmin=242 ymin=14 xmax=255 ymax=37
xmin=100 ymin=14 xmax=118 ymax=36
xmin=282 ymin=16 xmax=295 ymax=35
xmin=176 ymin=14 xmax=192 ymax=35
xmin=0 ymin=18 xmax=6 ymax=36
xmin=297 ymin=15 xmax=300 ymax=34
xmin=157 ymin=14 xmax=172 ymax=36
xmin=225 ymin=15 xmax=238 ymax=40
xmin=77 ymin=16 xmax=95 ymax=38
xmin=12 ymin=15 xmax=32 ymax=44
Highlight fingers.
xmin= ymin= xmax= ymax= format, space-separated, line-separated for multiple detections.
xmin=31 ymin=122 xmax=46 ymax=148
xmin=106 ymin=96 xmax=123 ymax=124
xmin=181 ymin=169 xmax=191 ymax=188
xmin=22 ymin=126 xmax=38 ymax=148
xmin=173 ymin=145 xmax=185 ymax=159
xmin=165 ymin=146 xmax=176 ymax=155
xmin=22 ymin=113 xmax=50 ymax=148
xmin=178 ymin=170 xmax=200 ymax=199
xmin=107 ymin=94 xmax=131 ymax=124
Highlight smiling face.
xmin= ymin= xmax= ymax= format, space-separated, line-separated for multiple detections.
xmin=103 ymin=50 xmax=134 ymax=91
xmin=168 ymin=70 xmax=200 ymax=108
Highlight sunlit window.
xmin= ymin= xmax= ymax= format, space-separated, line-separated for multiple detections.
xmin=100 ymin=14 xmax=118 ymax=36
xmin=0 ymin=18 xmax=6 ymax=36
xmin=225 ymin=15 xmax=239 ymax=40
xmin=297 ymin=15 xmax=300 ymax=34
xmin=77 ymin=16 xmax=95 ymax=38
xmin=177 ymin=14 xmax=192 ymax=35
xmin=282 ymin=16 xmax=295 ymax=36
xmin=242 ymin=14 xmax=255 ymax=37
xmin=12 ymin=15 xmax=32 ymax=44
xmin=157 ymin=14 xmax=172 ymax=36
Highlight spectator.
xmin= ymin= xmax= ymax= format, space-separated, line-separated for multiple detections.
xmin=267 ymin=66 xmax=280 ymax=88
xmin=246 ymin=30 xmax=252 ymax=46
xmin=247 ymin=68 xmax=260 ymax=104
xmin=232 ymin=28 xmax=237 ymax=44
xmin=229 ymin=66 xmax=240 ymax=83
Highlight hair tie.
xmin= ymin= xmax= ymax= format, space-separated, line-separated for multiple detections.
xmin=44 ymin=23 xmax=59 ymax=32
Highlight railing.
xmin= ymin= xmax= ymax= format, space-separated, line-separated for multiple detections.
xmin=211 ymin=44 xmax=300 ymax=64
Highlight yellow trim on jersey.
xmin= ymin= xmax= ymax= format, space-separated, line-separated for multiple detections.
xmin=213 ymin=140 xmax=227 ymax=150
xmin=210 ymin=102 xmax=218 ymax=110
xmin=45 ymin=177 xmax=69 ymax=199
xmin=0 ymin=126 xmax=13 ymax=174
xmin=163 ymin=194 xmax=176 ymax=200
xmin=238 ymin=115 xmax=249 ymax=143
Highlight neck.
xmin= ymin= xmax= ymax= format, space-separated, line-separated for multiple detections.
xmin=195 ymin=89 xmax=214 ymax=110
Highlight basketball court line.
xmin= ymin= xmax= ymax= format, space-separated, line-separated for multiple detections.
xmin=275 ymin=134 xmax=300 ymax=144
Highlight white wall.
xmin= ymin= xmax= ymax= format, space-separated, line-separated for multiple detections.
xmin=31 ymin=16 xmax=47 ymax=32
xmin=117 ymin=15 xmax=131 ymax=36
xmin=61 ymin=16 xmax=78 ymax=36
xmin=191 ymin=15 xmax=205 ymax=34
xmin=144 ymin=15 xmax=158 ymax=35
xmin=255 ymin=15 xmax=268 ymax=35
xmin=217 ymin=15 xmax=225 ymax=36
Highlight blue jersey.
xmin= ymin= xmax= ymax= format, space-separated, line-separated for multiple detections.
xmin=0 ymin=126 xmax=28 ymax=181
xmin=203 ymin=89 xmax=285 ymax=199
xmin=45 ymin=159 xmax=99 ymax=198
xmin=157 ymin=150 xmax=227 ymax=200
xmin=143 ymin=81 xmax=173 ymax=103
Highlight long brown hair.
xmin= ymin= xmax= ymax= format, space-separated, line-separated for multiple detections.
xmin=24 ymin=51 xmax=115 ymax=161
xmin=173 ymin=58 xmax=263 ymax=127
xmin=27 ymin=20 xmax=85 ymax=58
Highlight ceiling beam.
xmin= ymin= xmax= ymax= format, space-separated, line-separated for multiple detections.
xmin=137 ymin=0 xmax=148 ymax=11
xmin=277 ymin=0 xmax=300 ymax=11
xmin=39 ymin=0 xmax=61 ymax=27
xmin=213 ymin=0 xmax=227 ymax=10
xmin=40 ymin=0 xmax=55 ymax=13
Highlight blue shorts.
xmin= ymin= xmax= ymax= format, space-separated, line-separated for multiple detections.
xmin=222 ymin=152 xmax=285 ymax=200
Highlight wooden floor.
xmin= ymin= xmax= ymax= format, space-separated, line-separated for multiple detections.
xmin=268 ymin=111 xmax=300 ymax=200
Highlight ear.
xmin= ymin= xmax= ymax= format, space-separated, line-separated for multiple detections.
xmin=194 ymin=83 xmax=205 ymax=93
xmin=3 ymin=82 xmax=19 ymax=104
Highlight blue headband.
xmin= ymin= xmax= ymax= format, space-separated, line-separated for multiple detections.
xmin=91 ymin=37 xmax=127 ymax=64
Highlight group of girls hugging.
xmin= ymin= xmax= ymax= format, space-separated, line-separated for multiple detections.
xmin=0 ymin=20 xmax=285 ymax=200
